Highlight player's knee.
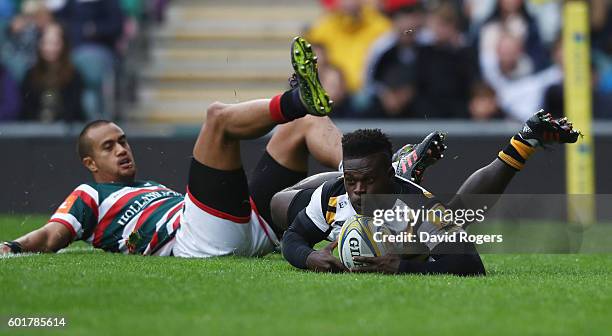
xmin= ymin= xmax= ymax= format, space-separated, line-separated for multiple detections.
xmin=197 ymin=102 xmax=231 ymax=151
xmin=205 ymin=102 xmax=228 ymax=127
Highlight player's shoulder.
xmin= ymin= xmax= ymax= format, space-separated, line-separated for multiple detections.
xmin=320 ymin=175 xmax=346 ymax=199
xmin=71 ymin=183 xmax=100 ymax=198
xmin=58 ymin=183 xmax=101 ymax=209
xmin=306 ymin=175 xmax=345 ymax=212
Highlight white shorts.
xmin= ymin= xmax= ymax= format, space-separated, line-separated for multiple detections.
xmin=172 ymin=190 xmax=279 ymax=258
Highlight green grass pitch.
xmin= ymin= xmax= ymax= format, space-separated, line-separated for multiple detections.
xmin=1 ymin=215 xmax=611 ymax=335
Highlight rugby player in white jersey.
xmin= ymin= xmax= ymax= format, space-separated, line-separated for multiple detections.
xmin=0 ymin=37 xmax=345 ymax=257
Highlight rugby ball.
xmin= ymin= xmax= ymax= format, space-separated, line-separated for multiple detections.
xmin=338 ymin=215 xmax=383 ymax=269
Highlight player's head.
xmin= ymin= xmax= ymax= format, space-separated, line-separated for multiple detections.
xmin=341 ymin=129 xmax=395 ymax=213
xmin=384 ymin=0 xmax=425 ymax=46
xmin=77 ymin=120 xmax=137 ymax=184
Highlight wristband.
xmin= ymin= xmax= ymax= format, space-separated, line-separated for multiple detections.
xmin=2 ymin=241 xmax=23 ymax=253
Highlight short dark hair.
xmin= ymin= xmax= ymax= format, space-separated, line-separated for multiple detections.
xmin=342 ymin=129 xmax=393 ymax=163
xmin=77 ymin=120 xmax=112 ymax=159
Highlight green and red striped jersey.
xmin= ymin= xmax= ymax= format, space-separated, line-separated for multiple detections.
xmin=49 ymin=181 xmax=184 ymax=255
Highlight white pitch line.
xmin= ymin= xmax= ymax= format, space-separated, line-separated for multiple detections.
xmin=0 ymin=246 xmax=96 ymax=259
xmin=0 ymin=252 xmax=38 ymax=259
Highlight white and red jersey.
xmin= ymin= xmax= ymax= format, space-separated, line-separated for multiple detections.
xmin=49 ymin=180 xmax=184 ymax=255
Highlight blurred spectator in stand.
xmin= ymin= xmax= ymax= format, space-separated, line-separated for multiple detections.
xmin=311 ymin=44 xmax=352 ymax=118
xmin=0 ymin=63 xmax=20 ymax=121
xmin=20 ymin=23 xmax=85 ymax=122
xmin=357 ymin=0 xmax=424 ymax=118
xmin=54 ymin=0 xmax=123 ymax=120
xmin=463 ymin=0 xmax=495 ymax=40
xmin=543 ymin=38 xmax=612 ymax=119
xmin=1 ymin=0 xmax=53 ymax=82
xmin=481 ymin=31 xmax=533 ymax=82
xmin=0 ymin=0 xmax=19 ymax=35
xmin=465 ymin=0 xmax=560 ymax=47
xmin=413 ymin=2 xmax=477 ymax=119
xmin=468 ymin=81 xmax=504 ymax=121
xmin=434 ymin=0 xmax=470 ymax=34
xmin=367 ymin=63 xmax=416 ymax=118
xmin=542 ymin=37 xmax=565 ymax=119
xmin=147 ymin=0 xmax=170 ymax=23
xmin=364 ymin=0 xmax=425 ymax=79
xmin=55 ymin=0 xmax=123 ymax=51
xmin=591 ymin=0 xmax=612 ymax=55
xmin=478 ymin=0 xmax=548 ymax=71
xmin=117 ymin=0 xmax=143 ymax=55
xmin=45 ymin=1 xmax=68 ymax=12
xmin=306 ymin=0 xmax=391 ymax=93
xmin=120 ymin=0 xmax=143 ymax=21
xmin=483 ymin=31 xmax=561 ymax=122
xmin=116 ymin=0 xmax=144 ymax=106
xmin=591 ymin=0 xmax=612 ymax=101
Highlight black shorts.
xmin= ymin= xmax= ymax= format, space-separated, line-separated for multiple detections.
xmin=188 ymin=151 xmax=306 ymax=237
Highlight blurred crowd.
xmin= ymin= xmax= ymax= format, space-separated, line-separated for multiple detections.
xmin=0 ymin=0 xmax=169 ymax=122
xmin=1 ymin=0 xmax=611 ymax=124
xmin=306 ymin=0 xmax=612 ymax=121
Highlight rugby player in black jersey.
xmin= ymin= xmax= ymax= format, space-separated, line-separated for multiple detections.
xmin=276 ymin=112 xmax=580 ymax=275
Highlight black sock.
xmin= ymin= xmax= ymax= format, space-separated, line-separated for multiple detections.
xmin=497 ymin=135 xmax=536 ymax=171
xmin=280 ymin=89 xmax=308 ymax=120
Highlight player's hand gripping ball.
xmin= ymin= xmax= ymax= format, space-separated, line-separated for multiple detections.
xmin=338 ymin=215 xmax=384 ymax=269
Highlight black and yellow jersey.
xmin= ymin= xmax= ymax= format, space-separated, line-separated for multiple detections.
xmin=281 ymin=174 xmax=485 ymax=275
xmin=301 ymin=175 xmax=436 ymax=242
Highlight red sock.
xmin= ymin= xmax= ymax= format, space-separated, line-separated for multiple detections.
xmin=269 ymin=94 xmax=287 ymax=123
xmin=269 ymin=89 xmax=308 ymax=124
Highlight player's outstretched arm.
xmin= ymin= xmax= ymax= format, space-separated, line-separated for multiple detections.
xmin=1 ymin=222 xmax=73 ymax=254
xmin=281 ymin=209 xmax=347 ymax=273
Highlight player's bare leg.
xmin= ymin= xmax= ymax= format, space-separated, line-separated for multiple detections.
xmin=267 ymin=115 xmax=342 ymax=172
xmin=449 ymin=111 xmax=581 ymax=217
xmin=193 ymin=99 xmax=279 ymax=171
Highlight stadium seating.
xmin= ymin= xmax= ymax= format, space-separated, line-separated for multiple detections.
xmin=131 ymin=0 xmax=321 ymax=123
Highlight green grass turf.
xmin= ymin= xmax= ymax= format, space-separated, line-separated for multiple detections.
xmin=1 ymin=215 xmax=611 ymax=335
